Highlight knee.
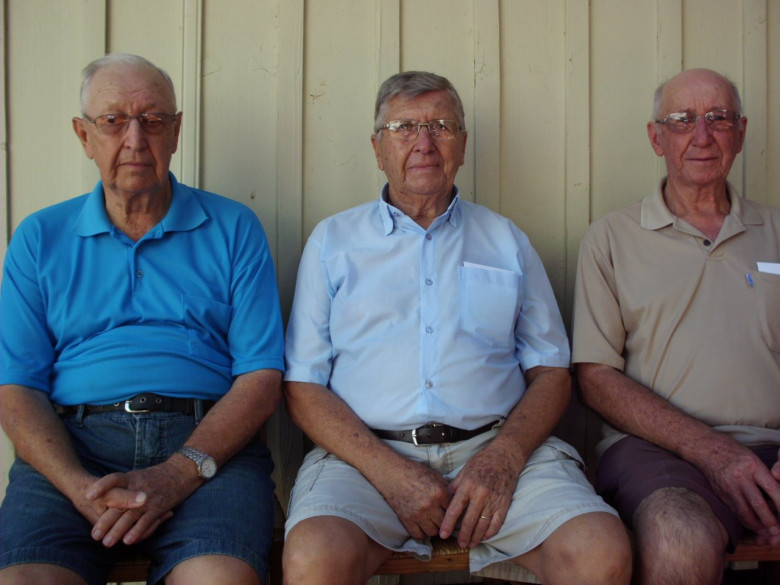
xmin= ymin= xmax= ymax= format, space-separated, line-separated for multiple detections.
xmin=540 ymin=512 xmax=632 ymax=585
xmin=633 ymin=488 xmax=728 ymax=584
xmin=283 ymin=518 xmax=381 ymax=585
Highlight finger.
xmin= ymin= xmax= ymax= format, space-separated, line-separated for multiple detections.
xmin=86 ymin=472 xmax=126 ymax=500
xmin=91 ymin=508 xmax=124 ymax=542
xmin=103 ymin=488 xmax=148 ymax=510
xmin=124 ymin=510 xmax=173 ymax=545
xmin=439 ymin=495 xmax=467 ymax=540
xmin=102 ymin=510 xmax=141 ymax=548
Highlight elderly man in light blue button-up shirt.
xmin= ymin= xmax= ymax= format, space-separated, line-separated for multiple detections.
xmin=282 ymin=71 xmax=631 ymax=585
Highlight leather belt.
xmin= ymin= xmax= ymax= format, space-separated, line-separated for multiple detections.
xmin=54 ymin=393 xmax=216 ymax=416
xmin=371 ymin=420 xmax=503 ymax=445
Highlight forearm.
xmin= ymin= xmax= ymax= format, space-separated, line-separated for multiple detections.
xmin=0 ymin=384 xmax=93 ymax=499
xmin=486 ymin=366 xmax=571 ymax=475
xmin=576 ymin=362 xmax=731 ymax=465
xmin=285 ymin=381 xmax=411 ymax=484
xmin=181 ymin=369 xmax=282 ymax=466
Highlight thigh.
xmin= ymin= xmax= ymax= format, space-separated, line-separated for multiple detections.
xmin=145 ymin=438 xmax=276 ymax=585
xmin=471 ymin=437 xmax=618 ymax=574
xmin=0 ymin=457 xmax=123 ymax=585
xmin=596 ymin=435 xmax=742 ymax=547
xmin=285 ymin=447 xmax=433 ymax=560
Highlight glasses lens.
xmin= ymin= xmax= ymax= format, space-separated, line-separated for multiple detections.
xmin=91 ymin=113 xmax=173 ymax=135
xmin=429 ymin=120 xmax=458 ymax=139
xmin=705 ymin=110 xmax=737 ymax=132
xmin=94 ymin=114 xmax=130 ymax=134
xmin=664 ymin=113 xmax=694 ymax=133
xmin=139 ymin=113 xmax=171 ymax=135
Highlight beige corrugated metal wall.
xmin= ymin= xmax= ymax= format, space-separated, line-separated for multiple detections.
xmin=0 ymin=0 xmax=778 ymax=552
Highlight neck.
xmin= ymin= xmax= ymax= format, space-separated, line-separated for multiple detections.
xmin=663 ymin=180 xmax=730 ymax=241
xmin=105 ymin=189 xmax=172 ymax=241
xmin=387 ymin=188 xmax=454 ymax=229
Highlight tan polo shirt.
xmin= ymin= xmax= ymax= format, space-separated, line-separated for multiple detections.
xmin=572 ymin=180 xmax=780 ymax=456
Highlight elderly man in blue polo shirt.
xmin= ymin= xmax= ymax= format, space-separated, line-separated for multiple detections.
xmin=0 ymin=54 xmax=284 ymax=585
xmin=281 ymin=71 xmax=631 ymax=585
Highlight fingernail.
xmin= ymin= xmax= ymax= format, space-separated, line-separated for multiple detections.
xmin=92 ymin=528 xmax=102 ymax=540
xmin=135 ymin=493 xmax=146 ymax=504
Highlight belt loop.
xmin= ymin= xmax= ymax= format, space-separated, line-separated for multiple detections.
xmin=194 ymin=399 xmax=204 ymax=424
xmin=74 ymin=404 xmax=86 ymax=424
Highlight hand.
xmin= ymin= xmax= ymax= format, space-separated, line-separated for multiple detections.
xmin=439 ymin=443 xmax=519 ymax=548
xmin=85 ymin=458 xmax=193 ymax=547
xmin=696 ymin=437 xmax=780 ymax=546
xmin=374 ymin=457 xmax=452 ymax=540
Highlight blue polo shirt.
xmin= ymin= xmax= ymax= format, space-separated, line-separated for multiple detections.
xmin=0 ymin=174 xmax=284 ymax=405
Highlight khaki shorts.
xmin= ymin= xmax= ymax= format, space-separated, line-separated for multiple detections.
xmin=286 ymin=430 xmax=617 ymax=581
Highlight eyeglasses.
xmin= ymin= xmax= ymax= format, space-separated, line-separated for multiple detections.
xmin=377 ymin=119 xmax=463 ymax=141
xmin=654 ymin=109 xmax=742 ymax=134
xmin=82 ymin=112 xmax=179 ymax=136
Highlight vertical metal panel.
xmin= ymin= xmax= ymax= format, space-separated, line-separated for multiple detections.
xmin=742 ymin=0 xmax=768 ymax=204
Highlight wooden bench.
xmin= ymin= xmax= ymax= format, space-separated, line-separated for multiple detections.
xmin=107 ymin=533 xmax=780 ymax=584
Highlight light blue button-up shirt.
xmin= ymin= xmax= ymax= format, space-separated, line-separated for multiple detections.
xmin=284 ymin=187 xmax=569 ymax=431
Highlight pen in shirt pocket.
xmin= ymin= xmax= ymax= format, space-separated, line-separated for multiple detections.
xmin=745 ymin=272 xmax=754 ymax=287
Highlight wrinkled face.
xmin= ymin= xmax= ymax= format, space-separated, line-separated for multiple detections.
xmin=648 ymin=70 xmax=746 ymax=191
xmin=371 ymin=90 xmax=467 ymax=203
xmin=73 ymin=63 xmax=181 ymax=200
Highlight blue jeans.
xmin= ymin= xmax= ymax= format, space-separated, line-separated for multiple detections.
xmin=0 ymin=409 xmax=275 ymax=585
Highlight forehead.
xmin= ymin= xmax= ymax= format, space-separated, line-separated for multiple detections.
xmin=661 ymin=71 xmax=737 ymax=113
xmin=85 ymin=64 xmax=175 ymax=113
xmin=384 ymin=90 xmax=458 ymax=119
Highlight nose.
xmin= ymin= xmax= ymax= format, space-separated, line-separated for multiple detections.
xmin=413 ymin=124 xmax=435 ymax=150
xmin=123 ymin=117 xmax=148 ymax=147
xmin=691 ymin=116 xmax=714 ymax=143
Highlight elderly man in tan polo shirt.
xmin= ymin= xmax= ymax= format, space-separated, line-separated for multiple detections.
xmin=572 ymin=68 xmax=780 ymax=585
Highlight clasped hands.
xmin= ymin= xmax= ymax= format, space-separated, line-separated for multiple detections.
xmin=378 ymin=445 xmax=520 ymax=550
xmin=79 ymin=458 xmax=194 ymax=548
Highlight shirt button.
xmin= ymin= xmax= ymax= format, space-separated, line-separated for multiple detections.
xmin=425 ymin=326 xmax=434 ymax=333
xmin=703 ymin=239 xmax=712 ymax=246
xmin=135 ymin=270 xmax=144 ymax=278
xmin=425 ymin=278 xmax=433 ymax=286
xmin=425 ymin=380 xmax=434 ymax=389
xmin=425 ymin=234 xmax=432 ymax=240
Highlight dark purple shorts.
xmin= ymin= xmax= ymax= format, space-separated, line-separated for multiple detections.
xmin=596 ymin=435 xmax=779 ymax=550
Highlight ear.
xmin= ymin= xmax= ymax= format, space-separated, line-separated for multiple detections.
xmin=371 ymin=133 xmax=385 ymax=172
xmin=647 ymin=121 xmax=664 ymax=157
xmin=170 ymin=112 xmax=183 ymax=154
xmin=735 ymin=116 xmax=747 ymax=154
xmin=458 ymin=132 xmax=468 ymax=167
xmin=72 ymin=117 xmax=95 ymax=160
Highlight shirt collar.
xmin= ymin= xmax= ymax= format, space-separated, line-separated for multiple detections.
xmin=378 ymin=183 xmax=461 ymax=235
xmin=640 ymin=178 xmax=764 ymax=231
xmin=73 ymin=173 xmax=208 ymax=238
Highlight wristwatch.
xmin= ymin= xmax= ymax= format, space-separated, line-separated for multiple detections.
xmin=177 ymin=446 xmax=217 ymax=481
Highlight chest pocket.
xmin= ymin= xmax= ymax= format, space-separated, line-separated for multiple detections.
xmin=459 ymin=264 xmax=521 ymax=348
xmin=755 ymin=271 xmax=780 ymax=353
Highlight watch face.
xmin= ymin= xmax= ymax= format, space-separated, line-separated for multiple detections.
xmin=201 ymin=457 xmax=217 ymax=479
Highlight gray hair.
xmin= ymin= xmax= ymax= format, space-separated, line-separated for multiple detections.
xmin=374 ymin=71 xmax=466 ymax=134
xmin=652 ymin=70 xmax=743 ymax=119
xmin=80 ymin=53 xmax=177 ymax=113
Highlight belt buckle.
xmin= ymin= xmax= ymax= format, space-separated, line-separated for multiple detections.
xmin=124 ymin=399 xmax=152 ymax=414
xmin=411 ymin=422 xmax=444 ymax=446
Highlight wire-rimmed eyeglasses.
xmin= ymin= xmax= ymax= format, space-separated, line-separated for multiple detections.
xmin=377 ymin=119 xmax=463 ymax=141
xmin=82 ymin=112 xmax=180 ymax=136
xmin=654 ymin=109 xmax=742 ymax=134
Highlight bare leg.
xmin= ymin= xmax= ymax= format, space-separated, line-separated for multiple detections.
xmin=283 ymin=516 xmax=393 ymax=585
xmin=632 ymin=487 xmax=728 ymax=585
xmin=0 ymin=564 xmax=88 ymax=585
xmin=512 ymin=511 xmax=632 ymax=585
xmin=167 ymin=554 xmax=262 ymax=585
